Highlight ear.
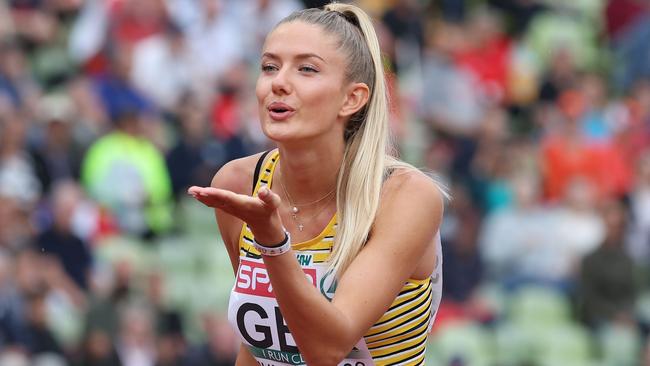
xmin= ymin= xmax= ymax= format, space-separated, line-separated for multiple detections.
xmin=339 ymin=82 xmax=370 ymax=118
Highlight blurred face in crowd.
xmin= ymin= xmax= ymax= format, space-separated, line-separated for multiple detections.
xmin=256 ymin=21 xmax=351 ymax=145
xmin=601 ymin=198 xmax=627 ymax=244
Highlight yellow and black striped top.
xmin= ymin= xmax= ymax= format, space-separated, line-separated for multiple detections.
xmin=235 ymin=150 xmax=442 ymax=366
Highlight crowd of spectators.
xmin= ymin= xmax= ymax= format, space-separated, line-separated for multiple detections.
xmin=0 ymin=0 xmax=649 ymax=365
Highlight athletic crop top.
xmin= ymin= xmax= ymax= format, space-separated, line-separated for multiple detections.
xmin=227 ymin=150 xmax=443 ymax=366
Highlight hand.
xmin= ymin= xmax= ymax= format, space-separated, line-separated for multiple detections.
xmin=187 ymin=186 xmax=286 ymax=244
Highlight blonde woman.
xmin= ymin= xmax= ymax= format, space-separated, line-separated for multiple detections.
xmin=189 ymin=3 xmax=444 ymax=365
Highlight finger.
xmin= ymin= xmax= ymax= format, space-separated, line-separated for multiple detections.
xmin=204 ymin=188 xmax=263 ymax=211
xmin=258 ymin=186 xmax=281 ymax=211
xmin=188 ymin=187 xmax=232 ymax=207
xmin=187 ymin=186 xmax=204 ymax=199
xmin=187 ymin=186 xmax=202 ymax=195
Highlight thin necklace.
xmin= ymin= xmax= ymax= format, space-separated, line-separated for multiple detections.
xmin=278 ymin=170 xmax=336 ymax=214
xmin=291 ymin=195 xmax=334 ymax=232
xmin=278 ymin=169 xmax=336 ymax=231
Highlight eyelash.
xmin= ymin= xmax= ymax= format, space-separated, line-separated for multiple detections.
xmin=299 ymin=65 xmax=318 ymax=73
xmin=261 ymin=64 xmax=277 ymax=72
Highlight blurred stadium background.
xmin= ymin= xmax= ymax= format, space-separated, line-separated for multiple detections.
xmin=0 ymin=0 xmax=649 ymax=365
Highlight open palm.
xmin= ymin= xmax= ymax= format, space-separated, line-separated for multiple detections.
xmin=187 ymin=185 xmax=282 ymax=234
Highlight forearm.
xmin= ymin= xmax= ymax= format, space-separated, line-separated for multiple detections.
xmin=262 ymin=251 xmax=356 ymax=365
xmin=236 ymin=344 xmax=258 ymax=366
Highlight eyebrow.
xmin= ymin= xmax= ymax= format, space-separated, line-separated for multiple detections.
xmin=262 ymin=52 xmax=327 ymax=64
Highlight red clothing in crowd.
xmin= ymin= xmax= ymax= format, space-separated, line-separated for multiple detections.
xmin=542 ymin=136 xmax=632 ymax=201
xmin=454 ymin=36 xmax=512 ymax=103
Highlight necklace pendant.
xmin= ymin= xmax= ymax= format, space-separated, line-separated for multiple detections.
xmin=292 ymin=213 xmax=297 ymax=220
xmin=292 ymin=206 xmax=299 ymax=214
xmin=298 ymin=223 xmax=304 ymax=231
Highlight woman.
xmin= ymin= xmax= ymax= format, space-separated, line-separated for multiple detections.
xmin=189 ymin=3 xmax=444 ymax=365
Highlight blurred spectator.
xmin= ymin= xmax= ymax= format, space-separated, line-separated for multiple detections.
xmin=4 ymin=248 xmax=80 ymax=360
xmin=68 ymin=0 xmax=110 ymax=69
xmin=130 ymin=21 xmax=192 ymax=112
xmin=166 ymin=93 xmax=220 ymax=202
xmin=578 ymin=73 xmax=616 ymax=143
xmin=35 ymin=181 xmax=93 ymax=291
xmin=155 ymin=311 xmax=188 ymax=366
xmin=525 ymin=3 xmax=600 ymax=72
xmin=0 ymin=37 xmax=40 ymax=112
xmin=0 ymin=194 xmax=35 ymax=251
xmin=440 ymin=184 xmax=484 ymax=304
xmin=29 ymin=93 xmax=83 ymax=195
xmin=453 ymin=6 xmax=512 ymax=104
xmin=578 ymin=197 xmax=637 ymax=328
xmin=606 ymin=0 xmax=650 ymax=92
xmin=92 ymin=44 xmax=157 ymax=124
xmin=479 ymin=172 xmax=557 ymax=289
xmin=116 ymin=302 xmax=157 ymax=366
xmin=0 ymin=113 xmax=41 ymax=209
xmin=209 ymin=64 xmax=255 ymax=163
xmin=183 ymin=0 xmax=244 ymax=96
xmin=381 ymin=0 xmax=425 ymax=74
xmin=468 ymin=106 xmax=514 ymax=211
xmin=80 ymin=110 xmax=173 ymax=238
xmin=18 ymin=287 xmax=64 ymax=357
xmin=420 ymin=20 xmax=486 ymax=137
xmin=78 ymin=327 xmax=122 ymax=366
xmin=541 ymin=92 xmax=631 ymax=201
xmin=551 ymin=178 xmax=606 ymax=287
xmin=538 ymin=47 xmax=578 ymax=103
xmin=66 ymin=75 xmax=111 ymax=145
xmin=0 ymin=249 xmax=24 ymax=349
xmin=23 ymin=5 xmax=77 ymax=91
xmin=186 ymin=314 xmax=237 ymax=366
xmin=83 ymin=258 xmax=133 ymax=341
xmin=109 ymin=0 xmax=169 ymax=49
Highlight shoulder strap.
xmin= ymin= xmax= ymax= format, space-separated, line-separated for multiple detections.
xmin=252 ymin=150 xmax=272 ymax=194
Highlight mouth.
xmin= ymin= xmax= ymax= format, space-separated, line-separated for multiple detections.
xmin=267 ymin=102 xmax=296 ymax=121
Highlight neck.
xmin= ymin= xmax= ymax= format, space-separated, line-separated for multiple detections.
xmin=276 ymin=137 xmax=345 ymax=204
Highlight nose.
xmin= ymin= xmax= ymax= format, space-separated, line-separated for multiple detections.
xmin=271 ymin=67 xmax=292 ymax=95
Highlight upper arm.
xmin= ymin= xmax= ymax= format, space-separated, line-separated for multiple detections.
xmin=210 ymin=152 xmax=269 ymax=273
xmin=331 ymin=169 xmax=444 ymax=341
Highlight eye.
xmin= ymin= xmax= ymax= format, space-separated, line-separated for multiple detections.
xmin=261 ymin=64 xmax=278 ymax=72
xmin=299 ymin=65 xmax=319 ymax=73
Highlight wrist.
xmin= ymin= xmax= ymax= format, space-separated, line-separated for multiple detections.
xmin=253 ymin=230 xmax=291 ymax=256
xmin=249 ymin=220 xmax=286 ymax=247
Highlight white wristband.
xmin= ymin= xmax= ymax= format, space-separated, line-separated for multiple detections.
xmin=253 ymin=231 xmax=291 ymax=256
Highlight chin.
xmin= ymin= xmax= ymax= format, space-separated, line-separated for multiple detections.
xmin=261 ymin=122 xmax=299 ymax=142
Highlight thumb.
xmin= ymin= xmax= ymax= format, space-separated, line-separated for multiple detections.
xmin=258 ymin=186 xmax=282 ymax=211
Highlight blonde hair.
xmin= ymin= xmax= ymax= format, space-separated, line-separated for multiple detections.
xmin=277 ymin=3 xmax=429 ymax=277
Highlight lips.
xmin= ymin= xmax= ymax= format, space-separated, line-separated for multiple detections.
xmin=267 ymin=102 xmax=296 ymax=121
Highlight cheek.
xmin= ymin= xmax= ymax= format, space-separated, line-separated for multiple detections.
xmin=302 ymin=84 xmax=343 ymax=117
xmin=256 ymin=77 xmax=270 ymax=119
xmin=255 ymin=76 xmax=267 ymax=104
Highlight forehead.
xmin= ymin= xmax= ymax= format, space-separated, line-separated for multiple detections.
xmin=263 ymin=21 xmax=342 ymax=60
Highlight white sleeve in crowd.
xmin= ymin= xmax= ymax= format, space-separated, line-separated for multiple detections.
xmin=68 ymin=0 xmax=109 ymax=64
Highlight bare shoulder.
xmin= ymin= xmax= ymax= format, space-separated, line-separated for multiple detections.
xmin=374 ymin=167 xmax=444 ymax=232
xmin=211 ymin=151 xmax=272 ymax=195
xmin=381 ymin=168 xmax=445 ymax=212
